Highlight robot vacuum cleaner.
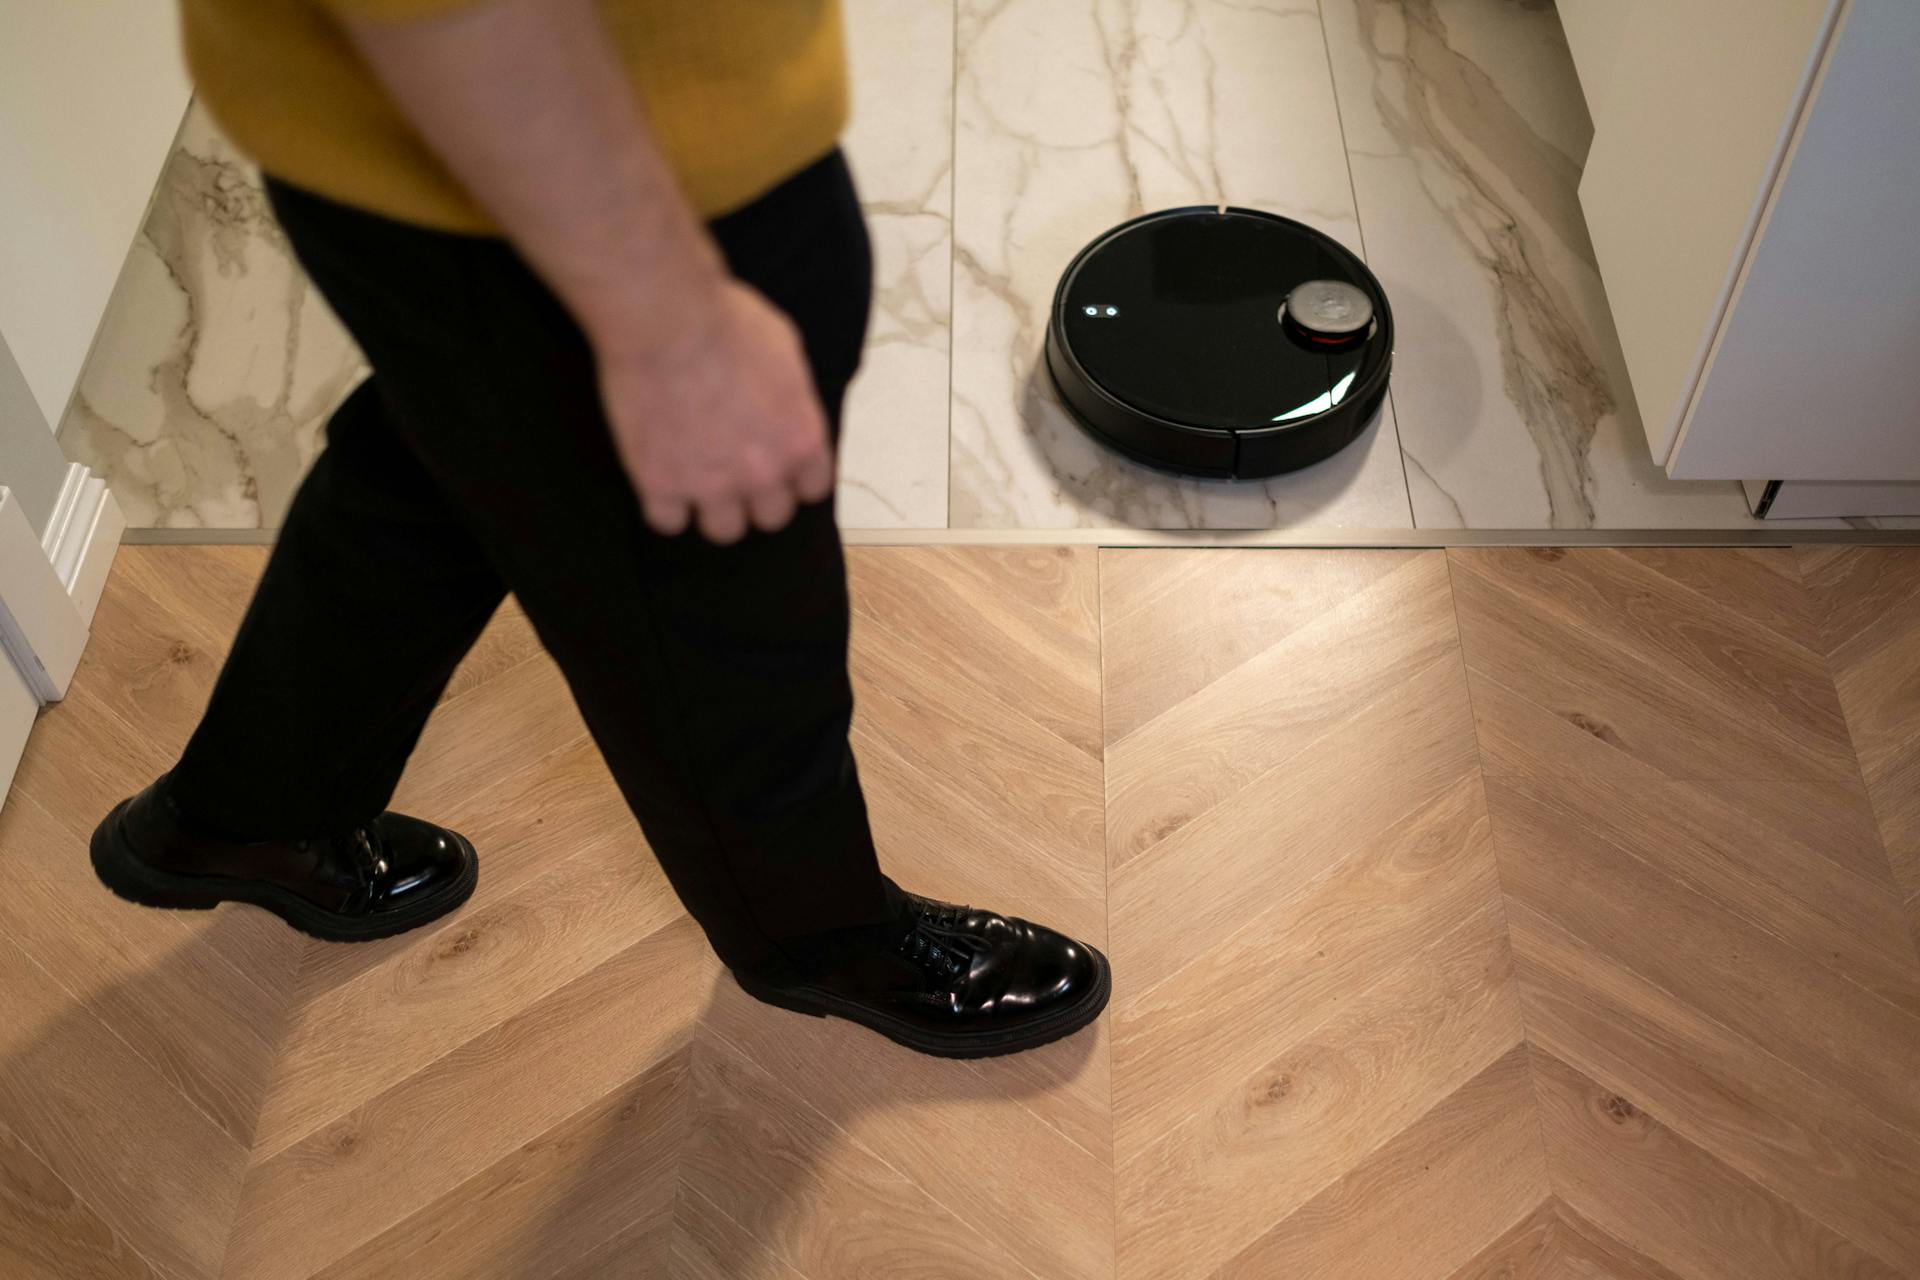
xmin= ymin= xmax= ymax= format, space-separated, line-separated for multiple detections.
xmin=1046 ymin=206 xmax=1393 ymax=479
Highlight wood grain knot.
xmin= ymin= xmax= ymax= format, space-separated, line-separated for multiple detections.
xmin=168 ymin=642 xmax=195 ymax=665
xmin=437 ymin=927 xmax=484 ymax=959
xmin=1601 ymin=1094 xmax=1638 ymax=1124
xmin=1250 ymin=1073 xmax=1294 ymax=1107
xmin=1563 ymin=711 xmax=1620 ymax=745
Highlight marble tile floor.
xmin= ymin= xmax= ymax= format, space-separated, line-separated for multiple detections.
xmin=57 ymin=0 xmax=1901 ymax=535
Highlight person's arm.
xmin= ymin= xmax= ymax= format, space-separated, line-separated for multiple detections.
xmin=338 ymin=0 xmax=832 ymax=543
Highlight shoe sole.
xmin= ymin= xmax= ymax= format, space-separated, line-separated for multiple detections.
xmin=733 ymin=946 xmax=1113 ymax=1059
xmin=89 ymin=800 xmax=479 ymax=944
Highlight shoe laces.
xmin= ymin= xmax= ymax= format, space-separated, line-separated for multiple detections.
xmin=349 ymin=827 xmax=390 ymax=882
xmin=898 ymin=896 xmax=972 ymax=983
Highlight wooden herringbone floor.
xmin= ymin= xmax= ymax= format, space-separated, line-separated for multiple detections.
xmin=2 ymin=544 xmax=1918 ymax=1279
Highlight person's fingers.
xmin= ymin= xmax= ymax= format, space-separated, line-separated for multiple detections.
xmin=746 ymin=483 xmax=798 ymax=533
xmin=790 ymin=445 xmax=835 ymax=505
xmin=696 ymin=495 xmax=749 ymax=545
xmin=642 ymin=493 xmax=692 ymax=537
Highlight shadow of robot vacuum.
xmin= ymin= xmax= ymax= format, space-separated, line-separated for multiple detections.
xmin=1046 ymin=206 xmax=1392 ymax=480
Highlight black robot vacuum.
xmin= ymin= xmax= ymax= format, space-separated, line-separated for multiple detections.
xmin=1046 ymin=206 xmax=1392 ymax=479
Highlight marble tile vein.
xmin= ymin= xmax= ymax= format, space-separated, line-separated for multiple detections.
xmin=1319 ymin=0 xmax=1759 ymax=529
xmin=59 ymin=105 xmax=366 ymax=530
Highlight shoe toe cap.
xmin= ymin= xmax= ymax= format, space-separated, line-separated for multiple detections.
xmin=370 ymin=814 xmax=474 ymax=907
xmin=995 ymin=917 xmax=1103 ymax=1014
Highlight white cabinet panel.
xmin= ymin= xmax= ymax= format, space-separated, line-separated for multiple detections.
xmin=1554 ymin=0 xmax=1633 ymax=125
xmin=1670 ymin=0 xmax=1920 ymax=480
xmin=1577 ymin=0 xmax=1838 ymax=465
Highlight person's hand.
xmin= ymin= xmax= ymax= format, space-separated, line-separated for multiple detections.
xmin=595 ymin=280 xmax=833 ymax=544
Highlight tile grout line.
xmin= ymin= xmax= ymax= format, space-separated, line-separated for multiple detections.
xmin=1312 ymin=0 xmax=1417 ymax=530
xmin=943 ymin=0 xmax=959 ymax=533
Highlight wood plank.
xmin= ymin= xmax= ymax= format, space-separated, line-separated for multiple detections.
xmin=1605 ymin=548 xmax=1823 ymax=654
xmin=0 ymin=753 xmax=301 ymax=1019
xmin=0 ymin=841 xmax=282 ymax=1148
xmin=1458 ymin=666 xmax=1668 ymax=781
xmin=0 ymin=1121 xmax=158 ymax=1280
xmin=309 ymin=1052 xmax=687 ymax=1280
xmin=106 ymin=546 xmax=267 ymax=654
xmin=63 ymin=557 xmax=225 ymax=763
xmin=1104 ymin=552 xmax=1458 ymax=864
xmin=1113 ymin=772 xmax=1501 ymax=1159
xmin=678 ymin=1030 xmax=1036 ymax=1280
xmin=438 ymin=595 xmax=543 ymax=706
xmin=386 ymin=652 xmax=590 ymax=819
xmin=848 ymin=546 xmax=1102 ymax=759
xmin=1510 ymin=897 xmax=1920 ymax=1273
xmin=1214 ymin=1045 xmax=1550 ymax=1280
xmin=1097 ymin=549 xmax=1422 ymax=746
xmin=670 ymin=1184 xmax=809 ymax=1280
xmin=226 ymin=917 xmax=714 ymax=1280
xmin=1442 ymin=1198 xmax=1688 ymax=1280
xmin=1454 ymin=550 xmax=1850 ymax=760
xmin=553 ymin=1214 xmax=676 ymax=1280
xmin=255 ymin=837 xmax=683 ymax=1159
xmin=701 ymin=965 xmax=1112 ymax=1280
xmin=9 ymin=681 xmax=174 ymax=850
xmin=1487 ymin=774 xmax=1920 ymax=1017
xmin=1109 ymin=654 xmax=1482 ymax=991
xmin=307 ymin=734 xmax=639 ymax=1001
xmin=1491 ymin=784 xmax=1920 ymax=1130
xmin=0 ymin=931 xmax=246 ymax=1280
xmin=1449 ymin=550 xmax=1857 ymax=783
xmin=1794 ymin=546 xmax=1920 ymax=665
xmin=850 ymin=605 xmax=1105 ymax=898
xmin=1116 ymin=898 xmax=1521 ymax=1279
xmin=1530 ymin=1047 xmax=1906 ymax=1280
xmin=1801 ymin=551 xmax=1920 ymax=913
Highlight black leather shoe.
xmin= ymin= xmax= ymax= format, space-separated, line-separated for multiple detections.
xmin=90 ymin=779 xmax=477 ymax=943
xmin=735 ymin=891 xmax=1110 ymax=1058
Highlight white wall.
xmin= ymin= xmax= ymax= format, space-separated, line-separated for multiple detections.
xmin=0 ymin=3 xmax=192 ymax=431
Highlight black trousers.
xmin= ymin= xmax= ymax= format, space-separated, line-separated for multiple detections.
xmin=168 ymin=152 xmax=894 ymax=980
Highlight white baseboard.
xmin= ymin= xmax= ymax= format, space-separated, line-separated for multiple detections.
xmin=0 ymin=650 xmax=36 ymax=803
xmin=42 ymin=462 xmax=124 ymax=627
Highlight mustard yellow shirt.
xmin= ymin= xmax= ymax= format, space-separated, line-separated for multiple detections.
xmin=179 ymin=0 xmax=850 ymax=233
